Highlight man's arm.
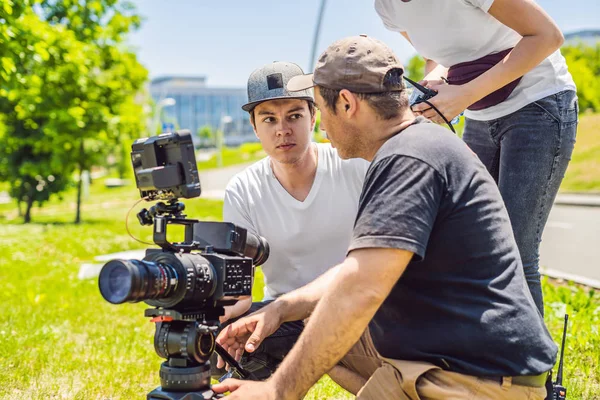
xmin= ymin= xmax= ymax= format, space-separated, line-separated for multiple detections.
xmin=273 ymin=262 xmax=343 ymax=323
xmin=215 ymin=155 xmax=443 ymax=399
xmin=269 ymin=247 xmax=413 ymax=400
xmin=216 ymin=263 xmax=344 ymax=358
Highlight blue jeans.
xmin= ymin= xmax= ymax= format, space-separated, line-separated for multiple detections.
xmin=463 ymin=90 xmax=578 ymax=315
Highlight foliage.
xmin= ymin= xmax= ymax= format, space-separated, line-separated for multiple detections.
xmin=0 ymin=0 xmax=148 ymax=223
xmin=405 ymin=54 xmax=426 ymax=82
xmin=562 ymin=43 xmax=600 ymax=113
xmin=0 ymin=7 xmax=89 ymax=222
xmin=197 ymin=125 xmax=216 ymax=148
xmin=312 ymin=110 xmax=329 ymax=143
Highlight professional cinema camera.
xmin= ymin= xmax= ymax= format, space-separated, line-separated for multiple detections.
xmin=98 ymin=130 xmax=269 ymax=399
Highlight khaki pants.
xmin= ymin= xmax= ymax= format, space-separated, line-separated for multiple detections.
xmin=338 ymin=329 xmax=547 ymax=400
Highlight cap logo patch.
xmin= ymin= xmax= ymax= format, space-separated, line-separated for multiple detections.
xmin=267 ymin=73 xmax=284 ymax=90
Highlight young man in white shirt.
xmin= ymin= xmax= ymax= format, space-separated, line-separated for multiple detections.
xmin=213 ymin=62 xmax=368 ymax=387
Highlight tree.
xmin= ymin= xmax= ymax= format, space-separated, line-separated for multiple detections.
xmin=38 ymin=0 xmax=148 ymax=224
xmin=312 ymin=111 xmax=328 ymax=143
xmin=198 ymin=125 xmax=215 ymax=148
xmin=0 ymin=6 xmax=84 ymax=222
xmin=562 ymin=43 xmax=600 ymax=113
xmin=405 ymin=54 xmax=426 ymax=82
xmin=0 ymin=0 xmax=148 ymax=223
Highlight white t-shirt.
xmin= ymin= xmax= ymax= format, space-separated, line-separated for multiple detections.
xmin=223 ymin=143 xmax=369 ymax=300
xmin=374 ymin=0 xmax=576 ymax=121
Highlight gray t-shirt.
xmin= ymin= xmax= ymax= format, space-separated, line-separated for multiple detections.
xmin=349 ymin=117 xmax=557 ymax=376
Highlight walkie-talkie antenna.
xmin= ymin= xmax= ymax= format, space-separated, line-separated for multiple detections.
xmin=556 ymin=314 xmax=568 ymax=385
xmin=553 ymin=314 xmax=568 ymax=400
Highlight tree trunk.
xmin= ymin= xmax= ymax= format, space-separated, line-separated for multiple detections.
xmin=119 ymin=144 xmax=127 ymax=179
xmin=75 ymin=139 xmax=84 ymax=224
xmin=24 ymin=195 xmax=34 ymax=223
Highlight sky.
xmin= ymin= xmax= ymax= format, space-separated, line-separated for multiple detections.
xmin=127 ymin=0 xmax=600 ymax=88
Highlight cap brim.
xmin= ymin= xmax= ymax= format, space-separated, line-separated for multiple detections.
xmin=287 ymin=73 xmax=315 ymax=92
xmin=242 ymin=95 xmax=314 ymax=112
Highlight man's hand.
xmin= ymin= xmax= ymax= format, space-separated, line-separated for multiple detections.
xmin=216 ymin=302 xmax=283 ymax=369
xmin=211 ymin=379 xmax=279 ymax=399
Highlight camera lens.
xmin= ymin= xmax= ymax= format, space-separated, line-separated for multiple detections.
xmin=98 ymin=259 xmax=178 ymax=304
xmin=100 ymin=261 xmax=133 ymax=304
xmin=98 ymin=252 xmax=219 ymax=309
xmin=244 ymin=232 xmax=270 ymax=265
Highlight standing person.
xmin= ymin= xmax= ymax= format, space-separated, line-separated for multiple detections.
xmin=374 ymin=0 xmax=578 ymax=314
xmin=212 ymin=35 xmax=556 ymax=400
xmin=214 ymin=61 xmax=368 ymax=388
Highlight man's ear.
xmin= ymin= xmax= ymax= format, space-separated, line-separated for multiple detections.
xmin=339 ymin=89 xmax=358 ymax=118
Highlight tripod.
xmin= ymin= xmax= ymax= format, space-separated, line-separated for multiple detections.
xmin=145 ymin=309 xmax=254 ymax=400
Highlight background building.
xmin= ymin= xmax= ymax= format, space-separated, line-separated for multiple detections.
xmin=150 ymin=76 xmax=256 ymax=146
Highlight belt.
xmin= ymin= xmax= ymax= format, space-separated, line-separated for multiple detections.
xmin=489 ymin=371 xmax=549 ymax=388
xmin=511 ymin=371 xmax=549 ymax=388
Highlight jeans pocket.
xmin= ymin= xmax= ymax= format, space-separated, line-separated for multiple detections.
xmin=531 ymin=95 xmax=561 ymax=124
xmin=556 ymin=90 xmax=579 ymax=125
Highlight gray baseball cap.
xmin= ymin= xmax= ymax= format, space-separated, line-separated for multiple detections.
xmin=242 ymin=61 xmax=314 ymax=112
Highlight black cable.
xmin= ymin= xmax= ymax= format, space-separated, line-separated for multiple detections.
xmin=214 ymin=343 xmax=255 ymax=380
xmin=422 ymin=100 xmax=456 ymax=134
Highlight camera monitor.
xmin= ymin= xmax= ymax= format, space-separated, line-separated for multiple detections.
xmin=131 ymin=129 xmax=201 ymax=201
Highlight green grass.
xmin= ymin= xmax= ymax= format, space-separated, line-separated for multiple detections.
xmin=543 ymin=277 xmax=600 ymax=399
xmin=0 ymin=181 xmax=598 ymax=399
xmin=0 ymin=181 xmax=347 ymax=399
xmin=561 ymin=113 xmax=600 ymax=192
xmin=196 ymin=143 xmax=266 ymax=171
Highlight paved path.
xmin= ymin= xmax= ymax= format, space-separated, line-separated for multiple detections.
xmin=198 ymin=162 xmax=254 ymax=199
xmin=540 ymin=204 xmax=600 ymax=288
